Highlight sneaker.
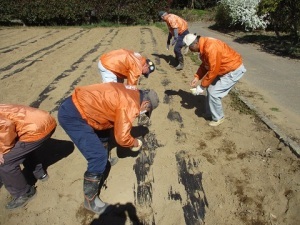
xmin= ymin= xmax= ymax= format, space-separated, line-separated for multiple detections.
xmin=5 ymin=186 xmax=36 ymax=210
xmin=209 ymin=117 xmax=225 ymax=127
xmin=175 ymin=63 xmax=184 ymax=70
xmin=108 ymin=157 xmax=118 ymax=166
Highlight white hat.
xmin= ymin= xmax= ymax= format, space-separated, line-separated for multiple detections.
xmin=182 ymin=34 xmax=197 ymax=54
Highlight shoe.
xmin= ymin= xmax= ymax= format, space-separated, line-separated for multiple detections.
xmin=38 ymin=173 xmax=49 ymax=182
xmin=175 ymin=63 xmax=184 ymax=70
xmin=108 ymin=157 xmax=118 ymax=166
xmin=5 ymin=186 xmax=36 ymax=210
xmin=209 ymin=117 xmax=225 ymax=127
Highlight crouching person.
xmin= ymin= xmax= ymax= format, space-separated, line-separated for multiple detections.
xmin=0 ymin=104 xmax=57 ymax=210
xmin=58 ymin=82 xmax=159 ymax=215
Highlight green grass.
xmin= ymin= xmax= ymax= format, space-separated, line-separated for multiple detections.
xmin=270 ymin=107 xmax=280 ymax=112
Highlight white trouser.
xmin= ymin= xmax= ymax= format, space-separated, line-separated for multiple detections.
xmin=98 ymin=60 xmax=123 ymax=83
xmin=206 ymin=64 xmax=246 ymax=121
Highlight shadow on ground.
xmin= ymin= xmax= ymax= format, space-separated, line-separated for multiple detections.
xmin=23 ymin=138 xmax=74 ymax=185
xmin=164 ymin=89 xmax=207 ymax=117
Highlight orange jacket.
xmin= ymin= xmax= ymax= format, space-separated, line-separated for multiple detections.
xmin=164 ymin=14 xmax=188 ymax=35
xmin=194 ymin=37 xmax=243 ymax=87
xmin=72 ymin=83 xmax=140 ymax=147
xmin=100 ymin=49 xmax=147 ymax=86
xmin=0 ymin=104 xmax=57 ymax=154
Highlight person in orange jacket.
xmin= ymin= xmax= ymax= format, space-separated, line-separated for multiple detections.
xmin=0 ymin=104 xmax=57 ymax=210
xmin=159 ymin=11 xmax=189 ymax=70
xmin=57 ymin=82 xmax=159 ymax=215
xmin=183 ymin=33 xmax=247 ymax=126
xmin=98 ymin=49 xmax=155 ymax=89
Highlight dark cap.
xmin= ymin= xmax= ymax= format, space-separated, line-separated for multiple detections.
xmin=140 ymin=89 xmax=159 ymax=118
xmin=158 ymin=11 xmax=167 ymax=17
xmin=143 ymin=59 xmax=155 ymax=78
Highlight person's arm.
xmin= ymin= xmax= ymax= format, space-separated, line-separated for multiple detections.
xmin=114 ymin=108 xmax=135 ymax=147
xmin=201 ymin=50 xmax=222 ymax=87
xmin=171 ymin=28 xmax=178 ymax=45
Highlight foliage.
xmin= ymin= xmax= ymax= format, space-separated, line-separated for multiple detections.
xmin=215 ymin=0 xmax=269 ymax=31
xmin=170 ymin=8 xmax=208 ymax=22
xmin=258 ymin=0 xmax=300 ymax=41
xmin=0 ymin=0 xmax=168 ymax=26
xmin=170 ymin=0 xmax=218 ymax=9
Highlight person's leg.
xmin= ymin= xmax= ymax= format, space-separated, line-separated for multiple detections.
xmin=0 ymin=137 xmax=53 ymax=209
xmin=174 ymin=30 xmax=189 ymax=70
xmin=58 ymin=97 xmax=108 ymax=174
xmin=58 ymin=97 xmax=110 ymax=214
xmin=23 ymin=129 xmax=55 ymax=181
xmin=98 ymin=60 xmax=118 ymax=83
xmin=207 ymin=64 xmax=246 ymax=124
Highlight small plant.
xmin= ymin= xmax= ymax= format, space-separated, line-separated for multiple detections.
xmin=270 ymin=107 xmax=279 ymax=112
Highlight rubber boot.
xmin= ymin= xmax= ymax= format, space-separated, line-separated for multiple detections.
xmin=175 ymin=56 xmax=184 ymax=70
xmin=83 ymin=171 xmax=110 ymax=215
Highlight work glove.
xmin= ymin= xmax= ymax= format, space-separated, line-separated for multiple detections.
xmin=171 ymin=37 xmax=178 ymax=46
xmin=131 ymin=138 xmax=143 ymax=152
xmin=190 ymin=85 xmax=205 ymax=96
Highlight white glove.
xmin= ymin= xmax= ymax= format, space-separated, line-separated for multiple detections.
xmin=167 ymin=44 xmax=170 ymax=50
xmin=131 ymin=139 xmax=143 ymax=152
xmin=190 ymin=85 xmax=204 ymax=96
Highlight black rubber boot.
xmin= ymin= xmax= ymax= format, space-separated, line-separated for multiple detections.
xmin=83 ymin=171 xmax=110 ymax=215
xmin=175 ymin=56 xmax=184 ymax=70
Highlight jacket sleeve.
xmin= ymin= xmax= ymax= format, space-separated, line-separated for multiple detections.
xmin=126 ymin=57 xmax=142 ymax=86
xmin=0 ymin=116 xmax=17 ymax=154
xmin=200 ymin=48 xmax=222 ymax=87
xmin=195 ymin=65 xmax=207 ymax=80
xmin=114 ymin=108 xmax=135 ymax=147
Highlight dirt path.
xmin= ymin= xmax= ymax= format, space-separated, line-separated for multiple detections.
xmin=0 ymin=26 xmax=299 ymax=225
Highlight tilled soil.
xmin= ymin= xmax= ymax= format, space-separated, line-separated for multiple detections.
xmin=0 ymin=26 xmax=299 ymax=225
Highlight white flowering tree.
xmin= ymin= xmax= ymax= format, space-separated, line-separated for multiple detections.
xmin=217 ymin=0 xmax=269 ymax=31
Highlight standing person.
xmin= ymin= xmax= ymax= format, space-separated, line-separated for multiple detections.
xmin=158 ymin=11 xmax=189 ymax=70
xmin=183 ymin=33 xmax=246 ymax=126
xmin=0 ymin=104 xmax=57 ymax=210
xmin=57 ymin=82 xmax=159 ymax=215
xmin=98 ymin=49 xmax=155 ymax=89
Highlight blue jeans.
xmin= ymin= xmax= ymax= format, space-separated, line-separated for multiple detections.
xmin=207 ymin=64 xmax=246 ymax=121
xmin=58 ymin=96 xmax=109 ymax=175
xmin=174 ymin=30 xmax=189 ymax=60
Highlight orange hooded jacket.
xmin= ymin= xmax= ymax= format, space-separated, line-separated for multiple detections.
xmin=194 ymin=37 xmax=243 ymax=87
xmin=0 ymin=104 xmax=57 ymax=154
xmin=72 ymin=82 xmax=141 ymax=147
xmin=99 ymin=49 xmax=147 ymax=86
xmin=164 ymin=14 xmax=188 ymax=35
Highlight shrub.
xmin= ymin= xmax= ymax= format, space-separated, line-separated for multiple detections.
xmin=215 ymin=0 xmax=269 ymax=31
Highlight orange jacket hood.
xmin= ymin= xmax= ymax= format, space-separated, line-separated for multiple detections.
xmin=72 ymin=83 xmax=141 ymax=147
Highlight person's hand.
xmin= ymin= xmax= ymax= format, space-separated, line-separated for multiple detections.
xmin=166 ymin=44 xmax=170 ymax=50
xmin=171 ymin=37 xmax=178 ymax=46
xmin=0 ymin=153 xmax=4 ymax=165
xmin=190 ymin=77 xmax=199 ymax=87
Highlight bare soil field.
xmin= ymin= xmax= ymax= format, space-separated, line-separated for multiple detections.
xmin=0 ymin=25 xmax=299 ymax=225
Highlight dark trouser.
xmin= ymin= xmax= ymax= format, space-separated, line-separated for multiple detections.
xmin=57 ymin=96 xmax=109 ymax=175
xmin=0 ymin=130 xmax=54 ymax=197
xmin=174 ymin=30 xmax=189 ymax=60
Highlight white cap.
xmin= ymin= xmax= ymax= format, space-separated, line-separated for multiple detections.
xmin=182 ymin=34 xmax=197 ymax=54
